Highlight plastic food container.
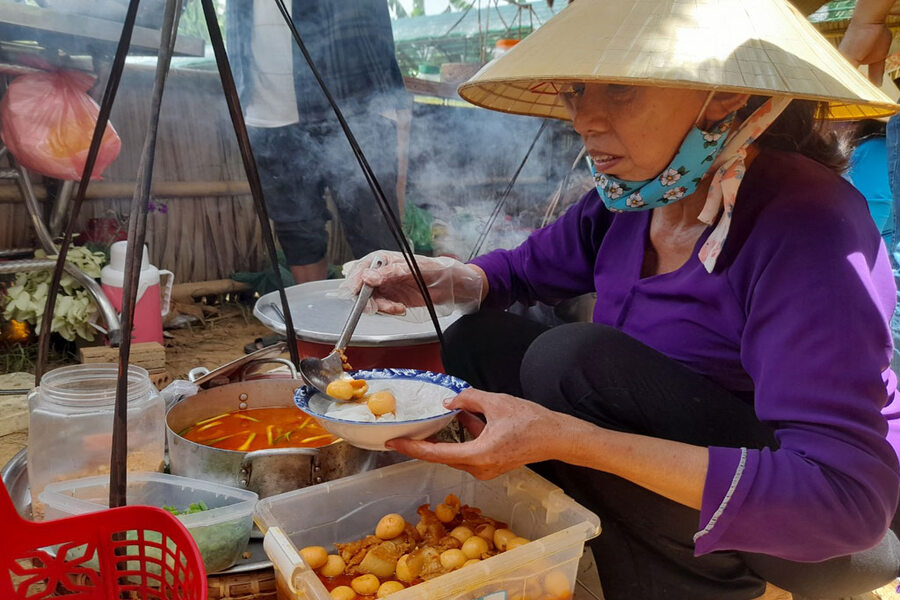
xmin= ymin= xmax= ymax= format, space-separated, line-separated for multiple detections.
xmin=255 ymin=460 xmax=601 ymax=600
xmin=39 ymin=472 xmax=258 ymax=573
xmin=28 ymin=364 xmax=165 ymax=520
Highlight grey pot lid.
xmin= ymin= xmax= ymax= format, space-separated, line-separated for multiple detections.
xmin=253 ymin=280 xmax=459 ymax=347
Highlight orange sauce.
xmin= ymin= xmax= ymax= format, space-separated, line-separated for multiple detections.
xmin=179 ymin=407 xmax=337 ymax=452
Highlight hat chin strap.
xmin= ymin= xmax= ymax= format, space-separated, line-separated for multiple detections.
xmin=696 ymin=96 xmax=793 ymax=272
xmin=694 ymin=91 xmax=716 ymax=128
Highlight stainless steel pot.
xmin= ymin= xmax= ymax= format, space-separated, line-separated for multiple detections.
xmin=166 ymin=367 xmax=376 ymax=498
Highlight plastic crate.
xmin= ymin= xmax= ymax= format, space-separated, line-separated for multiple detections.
xmin=40 ymin=472 xmax=258 ymax=573
xmin=1 ymin=481 xmax=206 ymax=600
xmin=255 ymin=460 xmax=601 ymax=600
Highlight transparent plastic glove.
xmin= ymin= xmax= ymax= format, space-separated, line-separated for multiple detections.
xmin=159 ymin=379 xmax=199 ymax=411
xmin=339 ymin=250 xmax=484 ymax=322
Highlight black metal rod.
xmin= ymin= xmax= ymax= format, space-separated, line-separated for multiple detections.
xmin=200 ymin=0 xmax=301 ymax=368
xmin=110 ymin=0 xmax=181 ymax=510
xmin=272 ymin=0 xmax=445 ymax=346
xmin=34 ymin=0 xmax=142 ymax=381
xmin=468 ymin=120 xmax=547 ymax=261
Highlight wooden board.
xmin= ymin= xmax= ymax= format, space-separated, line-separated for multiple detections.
xmin=80 ymin=341 xmax=166 ymax=371
xmin=0 ymin=372 xmax=33 ymax=437
xmin=207 ymin=570 xmax=276 ymax=600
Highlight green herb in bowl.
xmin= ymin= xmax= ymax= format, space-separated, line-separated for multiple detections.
xmin=162 ymin=501 xmax=209 ymax=516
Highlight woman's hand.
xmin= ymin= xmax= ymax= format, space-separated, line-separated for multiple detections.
xmin=339 ymin=250 xmax=486 ymax=320
xmin=390 ymin=387 xmax=710 ymax=509
xmin=386 ymin=388 xmax=572 ymax=480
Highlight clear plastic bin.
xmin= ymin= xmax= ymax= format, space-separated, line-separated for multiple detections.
xmin=39 ymin=472 xmax=258 ymax=573
xmin=255 ymin=460 xmax=601 ymax=600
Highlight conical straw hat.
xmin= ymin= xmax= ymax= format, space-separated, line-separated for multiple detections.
xmin=458 ymin=0 xmax=899 ymax=121
xmin=870 ymin=69 xmax=899 ymax=121
xmin=876 ymin=71 xmax=900 ymax=102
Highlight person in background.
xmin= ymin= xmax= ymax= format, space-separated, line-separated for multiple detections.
xmin=847 ymin=118 xmax=893 ymax=246
xmin=226 ymin=0 xmax=409 ymax=284
xmin=836 ymin=0 xmax=895 ymax=84
xmin=342 ymin=0 xmax=900 ymax=598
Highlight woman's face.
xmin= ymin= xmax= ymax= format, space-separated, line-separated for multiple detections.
xmin=560 ymin=83 xmax=712 ymax=182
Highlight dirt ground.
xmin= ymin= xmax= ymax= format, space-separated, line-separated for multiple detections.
xmin=162 ymin=303 xmax=283 ymax=380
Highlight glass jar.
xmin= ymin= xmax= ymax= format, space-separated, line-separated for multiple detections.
xmin=27 ymin=364 xmax=165 ymax=519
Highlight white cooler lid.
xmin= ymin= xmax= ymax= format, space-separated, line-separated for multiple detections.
xmin=253 ymin=280 xmax=461 ymax=347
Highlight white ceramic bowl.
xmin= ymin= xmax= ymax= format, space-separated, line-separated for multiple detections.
xmin=294 ymin=369 xmax=468 ymax=451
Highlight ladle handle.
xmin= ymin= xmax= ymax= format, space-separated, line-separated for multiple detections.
xmin=335 ymin=255 xmax=385 ymax=352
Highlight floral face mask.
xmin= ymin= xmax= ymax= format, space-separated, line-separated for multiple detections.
xmin=589 ymin=113 xmax=734 ymax=212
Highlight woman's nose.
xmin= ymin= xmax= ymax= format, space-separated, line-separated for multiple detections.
xmin=571 ymin=99 xmax=610 ymax=137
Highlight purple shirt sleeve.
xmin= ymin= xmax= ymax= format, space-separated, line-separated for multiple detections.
xmin=695 ymin=184 xmax=900 ymax=560
xmin=470 ymin=192 xmax=611 ymax=309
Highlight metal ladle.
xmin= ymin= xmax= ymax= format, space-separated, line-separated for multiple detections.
xmin=299 ymin=255 xmax=385 ymax=400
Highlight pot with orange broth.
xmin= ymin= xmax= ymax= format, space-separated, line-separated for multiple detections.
xmin=166 ymin=377 xmax=377 ymax=498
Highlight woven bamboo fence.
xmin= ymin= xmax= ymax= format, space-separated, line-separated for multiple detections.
xmin=0 ymin=64 xmax=351 ymax=283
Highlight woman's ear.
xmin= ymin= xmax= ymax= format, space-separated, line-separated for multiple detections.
xmin=702 ymin=92 xmax=751 ymax=125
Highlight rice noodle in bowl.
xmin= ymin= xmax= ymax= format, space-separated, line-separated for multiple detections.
xmin=294 ymin=369 xmax=469 ymax=451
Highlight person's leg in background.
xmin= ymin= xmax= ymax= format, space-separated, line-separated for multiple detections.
xmin=249 ymin=123 xmax=332 ymax=284
xmin=325 ymin=113 xmax=402 ymax=260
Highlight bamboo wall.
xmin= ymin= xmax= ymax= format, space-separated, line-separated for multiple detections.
xmin=0 ymin=64 xmax=295 ymax=283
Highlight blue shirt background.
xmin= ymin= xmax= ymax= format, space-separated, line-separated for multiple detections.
xmin=848 ymin=136 xmax=893 ymax=247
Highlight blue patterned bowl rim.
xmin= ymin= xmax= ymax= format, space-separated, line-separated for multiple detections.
xmin=293 ymin=369 xmax=469 ymax=426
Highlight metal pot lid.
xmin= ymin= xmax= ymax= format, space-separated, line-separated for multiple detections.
xmin=187 ymin=343 xmax=288 ymax=387
xmin=253 ymin=280 xmax=460 ymax=347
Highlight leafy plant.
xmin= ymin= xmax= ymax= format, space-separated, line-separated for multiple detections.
xmin=0 ymin=343 xmax=35 ymax=374
xmin=178 ymin=0 xmax=226 ymax=43
xmin=2 ymin=247 xmax=107 ymax=342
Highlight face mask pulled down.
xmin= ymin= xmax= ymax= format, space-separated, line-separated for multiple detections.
xmin=589 ymin=114 xmax=734 ymax=212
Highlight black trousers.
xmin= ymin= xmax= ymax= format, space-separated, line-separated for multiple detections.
xmin=441 ymin=310 xmax=900 ymax=600
xmin=248 ymin=118 xmax=399 ymax=266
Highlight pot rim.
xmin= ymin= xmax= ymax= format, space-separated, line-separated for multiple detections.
xmin=166 ymin=423 xmax=347 ymax=455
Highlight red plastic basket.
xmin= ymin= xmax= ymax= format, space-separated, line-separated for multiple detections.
xmin=0 ymin=482 xmax=208 ymax=600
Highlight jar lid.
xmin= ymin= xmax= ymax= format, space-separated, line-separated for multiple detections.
xmin=108 ymin=240 xmax=150 ymax=272
xmin=40 ymin=364 xmax=152 ymax=407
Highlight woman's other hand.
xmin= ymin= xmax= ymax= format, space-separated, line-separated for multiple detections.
xmin=385 ymin=388 xmax=571 ymax=480
xmin=339 ymin=250 xmax=486 ymax=320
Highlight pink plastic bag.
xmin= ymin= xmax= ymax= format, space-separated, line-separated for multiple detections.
xmin=0 ymin=70 xmax=121 ymax=180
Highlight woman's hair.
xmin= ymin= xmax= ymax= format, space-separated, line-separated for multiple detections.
xmin=738 ymin=96 xmax=849 ymax=173
xmin=849 ymin=119 xmax=887 ymax=147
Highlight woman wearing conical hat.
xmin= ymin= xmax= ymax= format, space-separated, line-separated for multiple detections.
xmin=342 ymin=0 xmax=900 ymax=596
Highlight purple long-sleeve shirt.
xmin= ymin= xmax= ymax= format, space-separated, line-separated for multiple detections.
xmin=471 ymin=149 xmax=900 ymax=561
